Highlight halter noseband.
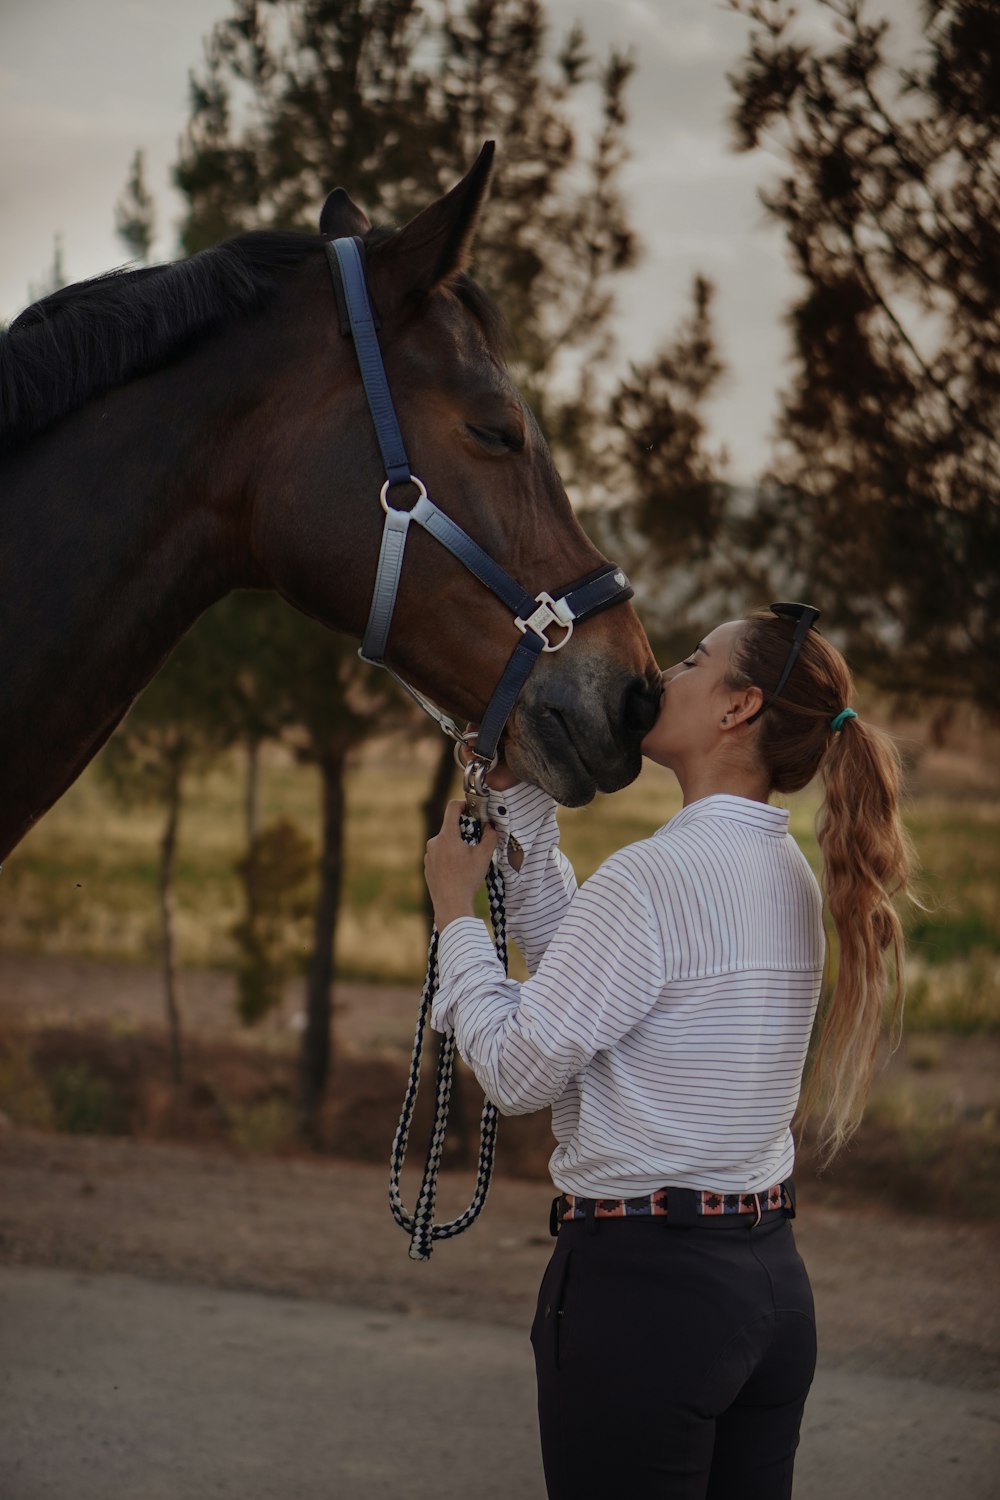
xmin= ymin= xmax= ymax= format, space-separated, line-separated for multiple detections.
xmin=325 ymin=236 xmax=633 ymax=808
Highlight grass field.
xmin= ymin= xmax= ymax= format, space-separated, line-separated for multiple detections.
xmin=1 ymin=720 xmax=998 ymax=1215
xmin=2 ymin=725 xmax=998 ymax=1030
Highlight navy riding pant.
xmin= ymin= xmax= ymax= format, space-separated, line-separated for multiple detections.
xmin=531 ymin=1208 xmax=816 ymax=1498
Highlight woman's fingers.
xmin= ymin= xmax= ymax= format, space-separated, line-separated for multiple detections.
xmin=424 ymin=801 xmax=499 ymax=907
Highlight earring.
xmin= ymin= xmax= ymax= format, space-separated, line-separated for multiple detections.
xmin=721 ymin=715 xmax=728 ymax=724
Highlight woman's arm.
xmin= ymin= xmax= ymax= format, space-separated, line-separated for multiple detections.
xmin=487 ymin=782 xmax=577 ymax=973
xmin=430 ymin=853 xmax=666 ymax=1115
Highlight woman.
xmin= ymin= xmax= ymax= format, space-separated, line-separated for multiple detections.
xmin=424 ymin=603 xmax=913 ymax=1499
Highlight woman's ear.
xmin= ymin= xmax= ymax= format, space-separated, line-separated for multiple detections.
xmin=720 ymin=685 xmax=764 ymax=729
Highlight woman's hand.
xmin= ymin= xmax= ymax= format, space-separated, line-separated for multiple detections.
xmin=424 ymin=799 xmax=499 ymax=932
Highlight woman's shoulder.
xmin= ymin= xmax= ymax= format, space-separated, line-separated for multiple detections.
xmin=608 ymin=798 xmax=815 ymax=895
xmin=589 ymin=830 xmax=682 ymax=902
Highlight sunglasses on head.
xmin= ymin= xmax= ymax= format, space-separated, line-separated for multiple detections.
xmin=745 ymin=601 xmax=821 ymax=725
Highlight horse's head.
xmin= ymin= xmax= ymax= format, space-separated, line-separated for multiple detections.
xmin=251 ymin=145 xmax=660 ymax=805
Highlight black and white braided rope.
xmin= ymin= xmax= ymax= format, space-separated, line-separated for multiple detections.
xmin=389 ymin=811 xmax=507 ymax=1261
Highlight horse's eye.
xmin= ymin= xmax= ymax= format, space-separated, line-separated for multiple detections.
xmin=465 ymin=423 xmax=524 ymax=454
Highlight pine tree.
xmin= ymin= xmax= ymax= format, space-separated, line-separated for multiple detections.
xmin=729 ymin=0 xmax=1000 ymax=710
xmin=174 ymin=0 xmax=636 ymax=489
xmin=27 ymin=234 xmax=67 ymax=304
xmin=219 ymin=593 xmax=395 ymax=1138
xmin=99 ymin=628 xmax=238 ymax=1087
xmin=115 ymin=150 xmax=156 ymax=262
xmin=593 ymin=277 xmax=754 ymax=663
xmin=162 ymin=0 xmax=643 ymax=1128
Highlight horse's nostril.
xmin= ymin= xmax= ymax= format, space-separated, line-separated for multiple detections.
xmin=622 ymin=676 xmax=659 ymax=736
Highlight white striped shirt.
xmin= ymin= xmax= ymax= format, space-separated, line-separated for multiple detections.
xmin=431 ymin=785 xmax=825 ymax=1197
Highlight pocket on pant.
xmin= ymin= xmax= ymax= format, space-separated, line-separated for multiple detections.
xmin=531 ymin=1245 xmax=573 ymax=1370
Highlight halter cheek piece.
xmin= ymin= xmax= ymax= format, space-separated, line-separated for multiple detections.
xmin=326 ymin=236 xmax=635 ymax=1259
xmin=325 ymin=236 xmax=634 ymax=813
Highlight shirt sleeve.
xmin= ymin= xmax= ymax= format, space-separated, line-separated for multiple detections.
xmin=430 ymin=853 xmax=667 ymax=1116
xmin=486 ymin=782 xmax=577 ymax=973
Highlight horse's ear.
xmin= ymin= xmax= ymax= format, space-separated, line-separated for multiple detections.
xmin=319 ymin=188 xmax=372 ymax=239
xmin=374 ymin=141 xmax=495 ymax=298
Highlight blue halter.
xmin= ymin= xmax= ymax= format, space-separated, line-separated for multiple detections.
xmin=325 ymin=236 xmax=633 ymax=783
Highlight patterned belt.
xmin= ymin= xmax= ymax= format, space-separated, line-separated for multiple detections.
xmin=552 ymin=1181 xmax=794 ymax=1234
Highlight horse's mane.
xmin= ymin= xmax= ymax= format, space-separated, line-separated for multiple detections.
xmin=0 ymin=231 xmax=327 ymax=455
xmin=0 ymin=225 xmax=507 ymax=457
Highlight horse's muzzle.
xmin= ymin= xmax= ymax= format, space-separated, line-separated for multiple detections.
xmin=505 ymin=666 xmax=660 ymax=806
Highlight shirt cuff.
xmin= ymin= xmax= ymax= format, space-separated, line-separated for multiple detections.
xmin=486 ymin=782 xmax=558 ymax=876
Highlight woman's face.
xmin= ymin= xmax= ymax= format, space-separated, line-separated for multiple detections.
xmin=642 ymin=620 xmax=746 ymax=769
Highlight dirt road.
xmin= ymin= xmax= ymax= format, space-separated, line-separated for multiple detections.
xmin=1 ymin=1127 xmax=998 ymax=1498
xmin=3 ymin=1264 xmax=998 ymax=1500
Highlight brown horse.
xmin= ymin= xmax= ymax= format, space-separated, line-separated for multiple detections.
xmin=0 ymin=146 xmax=660 ymax=863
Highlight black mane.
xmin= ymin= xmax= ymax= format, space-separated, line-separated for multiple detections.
xmin=0 ymin=224 xmax=509 ymax=456
xmin=0 ymin=230 xmax=325 ymax=455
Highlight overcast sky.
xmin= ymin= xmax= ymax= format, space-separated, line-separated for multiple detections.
xmin=0 ymin=0 xmax=914 ymax=482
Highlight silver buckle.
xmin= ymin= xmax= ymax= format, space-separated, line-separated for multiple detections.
xmin=514 ymin=591 xmax=574 ymax=652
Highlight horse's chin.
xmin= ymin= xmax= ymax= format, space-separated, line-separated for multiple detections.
xmin=503 ymin=718 xmax=644 ymax=808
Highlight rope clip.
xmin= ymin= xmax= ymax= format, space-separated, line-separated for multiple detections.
xmin=462 ymin=753 xmax=495 ymax=825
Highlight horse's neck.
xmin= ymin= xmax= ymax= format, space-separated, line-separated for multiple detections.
xmin=0 ymin=370 xmax=246 ymax=858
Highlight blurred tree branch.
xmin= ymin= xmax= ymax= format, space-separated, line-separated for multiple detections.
xmin=727 ymin=0 xmax=1000 ymax=711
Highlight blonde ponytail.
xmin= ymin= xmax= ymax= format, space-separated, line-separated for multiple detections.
xmin=805 ymin=717 xmax=912 ymax=1162
xmin=729 ymin=611 xmax=917 ymax=1163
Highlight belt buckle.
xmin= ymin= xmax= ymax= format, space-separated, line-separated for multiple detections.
xmin=750 ymin=1191 xmax=763 ymax=1229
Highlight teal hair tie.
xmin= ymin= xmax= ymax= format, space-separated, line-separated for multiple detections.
xmin=830 ymin=707 xmax=857 ymax=732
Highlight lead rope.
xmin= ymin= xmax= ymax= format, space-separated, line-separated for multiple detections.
xmin=388 ymin=810 xmax=507 ymax=1261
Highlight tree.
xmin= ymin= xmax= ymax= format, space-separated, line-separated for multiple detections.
xmin=159 ymin=0 xmax=644 ymax=1129
xmin=174 ymin=0 xmax=637 ymax=490
xmin=232 ymin=817 xmax=315 ymax=1025
xmin=244 ymin=600 xmax=394 ymax=1138
xmin=204 ymin=595 xmax=319 ymax=1027
xmin=115 ymin=150 xmax=156 ymax=263
xmin=591 ymin=276 xmax=756 ymax=663
xmin=99 ymin=630 xmax=237 ymax=1086
xmin=27 ymin=234 xmax=66 ymax=305
xmin=728 ymin=0 xmax=1000 ymax=711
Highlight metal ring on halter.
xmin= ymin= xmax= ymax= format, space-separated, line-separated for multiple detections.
xmin=452 ymin=735 xmax=498 ymax=774
xmin=380 ymin=474 xmax=428 ymax=514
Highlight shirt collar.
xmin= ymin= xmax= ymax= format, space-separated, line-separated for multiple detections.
xmin=660 ymin=794 xmax=790 ymax=838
